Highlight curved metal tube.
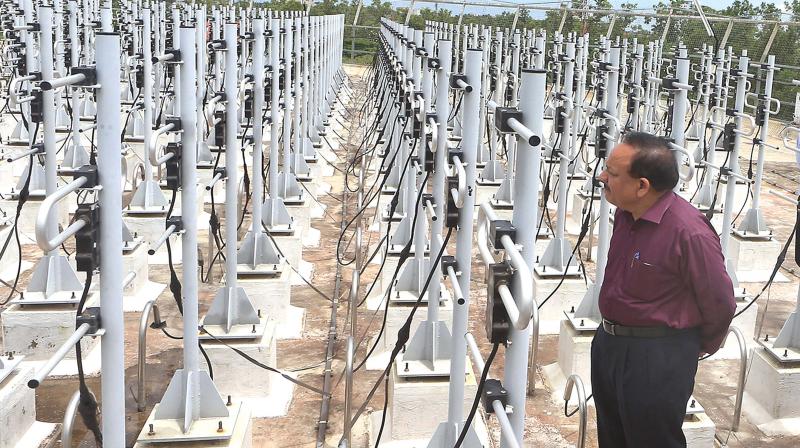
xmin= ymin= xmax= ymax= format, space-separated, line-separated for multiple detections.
xmin=476 ymin=203 xmax=499 ymax=266
xmin=728 ymin=326 xmax=747 ymax=432
xmin=147 ymin=123 xmax=176 ymax=166
xmin=499 ymin=233 xmax=535 ymax=329
xmin=667 ymin=142 xmax=696 ymax=182
xmin=35 ymin=176 xmax=89 ymax=252
xmin=450 ymin=155 xmax=467 ymax=208
xmin=8 ymin=74 xmax=36 ymax=105
xmin=527 ymin=299 xmax=540 ymax=396
xmin=780 ymin=126 xmax=800 ymax=152
xmin=563 ymin=374 xmax=588 ymax=448
xmin=137 ymin=300 xmax=160 ymax=412
xmin=61 ymin=390 xmax=81 ymax=448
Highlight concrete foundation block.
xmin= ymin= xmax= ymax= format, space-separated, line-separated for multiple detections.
xmin=475 ymin=183 xmax=500 ymax=206
xmin=1 ymin=293 xmax=100 ymax=360
xmin=236 ymin=270 xmax=304 ymax=339
xmin=743 ymin=348 xmax=800 ymax=422
xmin=683 ymin=412 xmax=716 ymax=448
xmin=388 ymin=362 xmax=477 ymax=441
xmin=728 ymin=235 xmax=787 ymax=283
xmin=0 ymin=364 xmax=36 ymax=448
xmin=566 ymin=192 xmax=599 ymax=236
xmin=270 ymin=234 xmax=303 ymax=270
xmin=542 ymin=320 xmax=595 ymax=401
xmin=532 ymin=274 xmax=588 ymax=335
xmin=200 ymin=322 xmax=278 ymax=402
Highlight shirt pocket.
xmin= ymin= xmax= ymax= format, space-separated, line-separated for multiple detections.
xmin=623 ymin=258 xmax=674 ymax=301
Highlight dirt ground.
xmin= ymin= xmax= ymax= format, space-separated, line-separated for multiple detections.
xmin=3 ymin=62 xmax=800 ymax=448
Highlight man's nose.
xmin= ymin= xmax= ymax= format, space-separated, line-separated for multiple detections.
xmin=597 ymin=171 xmax=608 ymax=184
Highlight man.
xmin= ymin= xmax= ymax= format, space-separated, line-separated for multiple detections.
xmin=591 ymin=132 xmax=736 ymax=447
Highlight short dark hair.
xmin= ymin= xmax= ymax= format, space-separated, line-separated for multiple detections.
xmin=621 ymin=132 xmax=679 ymax=192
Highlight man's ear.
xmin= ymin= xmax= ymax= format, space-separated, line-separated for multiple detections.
xmin=637 ymin=177 xmax=651 ymax=198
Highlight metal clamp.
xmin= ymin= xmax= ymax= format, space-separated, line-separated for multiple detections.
xmin=476 ymin=203 xmax=536 ymax=330
xmin=35 ymin=176 xmax=91 ymax=252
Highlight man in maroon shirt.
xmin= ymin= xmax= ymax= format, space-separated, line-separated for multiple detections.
xmin=591 ymin=132 xmax=736 ymax=447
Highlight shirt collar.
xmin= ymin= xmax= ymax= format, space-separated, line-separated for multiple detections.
xmin=638 ymin=191 xmax=676 ymax=224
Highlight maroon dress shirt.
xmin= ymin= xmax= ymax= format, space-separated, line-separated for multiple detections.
xmin=599 ymin=191 xmax=737 ymax=354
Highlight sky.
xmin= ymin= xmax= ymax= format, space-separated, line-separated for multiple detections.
xmin=394 ymin=0 xmax=792 ymax=21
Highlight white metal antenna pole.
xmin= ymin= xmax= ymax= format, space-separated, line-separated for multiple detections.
xmin=172 ymin=7 xmax=181 ymax=117
xmin=670 ymin=44 xmax=689 ymax=193
xmin=504 ymin=66 xmax=546 ymax=448
xmin=66 ymin=0 xmax=87 ymax=166
xmin=223 ymin=22 xmax=240 ymax=297
xmin=292 ymin=17 xmax=303 ymax=173
xmin=270 ymin=18 xmax=281 ymax=201
xmin=95 ymin=30 xmax=126 ymax=446
xmin=40 ymin=7 xmax=58 ymax=256
xmin=179 ymin=24 xmax=201 ymax=390
xmin=739 ymin=54 xmax=776 ymax=234
xmin=593 ymin=44 xmax=620 ymax=297
xmin=282 ymin=17 xmax=293 ymax=196
xmin=423 ymin=32 xmax=442 ymax=323
xmin=412 ymin=29 xmax=425 ymax=294
xmin=720 ymin=52 xmax=749 ymax=278
xmin=569 ymin=35 xmax=587 ymax=176
xmin=251 ymin=18 xmax=266 ymax=231
xmin=141 ymin=8 xmax=156 ymax=195
xmin=444 ymin=46 xmax=482 ymax=447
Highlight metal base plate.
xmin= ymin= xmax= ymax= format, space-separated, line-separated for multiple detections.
xmin=125 ymin=205 xmax=170 ymax=216
xmin=136 ymin=402 xmax=241 ymax=444
xmin=125 ymin=136 xmax=145 ymax=143
xmin=10 ymin=290 xmax=84 ymax=306
xmin=296 ymin=174 xmax=314 ymax=183
xmin=577 ymin=190 xmax=601 ymax=200
xmin=387 ymin=244 xmax=426 ymax=257
xmin=264 ymin=224 xmax=295 ymax=235
xmin=236 ymin=261 xmax=285 ymax=277
xmin=282 ymin=196 xmax=305 ymax=206
xmin=0 ymin=355 xmax=23 ymax=384
xmin=381 ymin=210 xmax=405 ymax=222
xmin=758 ymin=339 xmax=800 ymax=363
xmin=732 ymin=229 xmax=774 ymax=240
xmin=534 ymin=264 xmax=583 ymax=278
xmin=381 ymin=186 xmax=398 ymax=196
xmin=686 ymin=395 xmax=705 ymax=415
xmin=563 ymin=311 xmax=601 ymax=332
xmin=476 ymin=178 xmax=502 ymax=186
xmin=123 ymin=237 xmax=144 ymax=253
xmin=396 ymin=358 xmax=452 ymax=378
xmin=305 ymin=156 xmax=318 ymax=163
xmin=490 ymin=197 xmax=514 ymax=209
xmin=389 ymin=287 xmax=435 ymax=304
xmin=199 ymin=317 xmax=269 ymax=341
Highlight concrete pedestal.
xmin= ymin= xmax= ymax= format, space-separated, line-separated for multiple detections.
xmin=728 ymin=235 xmax=787 ymax=283
xmin=270 ymin=234 xmax=303 ymax=270
xmin=236 ymin=270 xmax=303 ymax=339
xmin=1 ymin=293 xmax=100 ymax=361
xmin=741 ymin=347 xmax=800 ymax=436
xmin=532 ymin=274 xmax=588 ymax=335
xmin=125 ymin=213 xmax=211 ymax=265
xmin=135 ymin=402 xmax=253 ymax=448
xmin=475 ymin=183 xmax=499 ymax=206
xmin=287 ymin=201 xmax=325 ymax=235
xmin=566 ymin=192 xmax=599 ymax=236
xmin=122 ymin=242 xmax=167 ymax=312
xmin=386 ymin=363 xmax=478 ymax=442
xmin=542 ymin=320 xmax=595 ymax=402
xmin=683 ymin=412 xmax=716 ymax=448
xmin=0 ymin=364 xmax=36 ymax=448
xmin=200 ymin=322 xmax=278 ymax=405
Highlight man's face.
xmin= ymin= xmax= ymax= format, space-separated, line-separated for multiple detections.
xmin=597 ymin=143 xmax=649 ymax=211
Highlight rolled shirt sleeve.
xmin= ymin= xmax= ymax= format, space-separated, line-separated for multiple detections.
xmin=681 ymin=230 xmax=737 ymax=355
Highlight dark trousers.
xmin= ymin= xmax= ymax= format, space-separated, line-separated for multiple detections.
xmin=590 ymin=326 xmax=699 ymax=448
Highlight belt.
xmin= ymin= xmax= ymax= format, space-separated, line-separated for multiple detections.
xmin=601 ymin=319 xmax=694 ymax=338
